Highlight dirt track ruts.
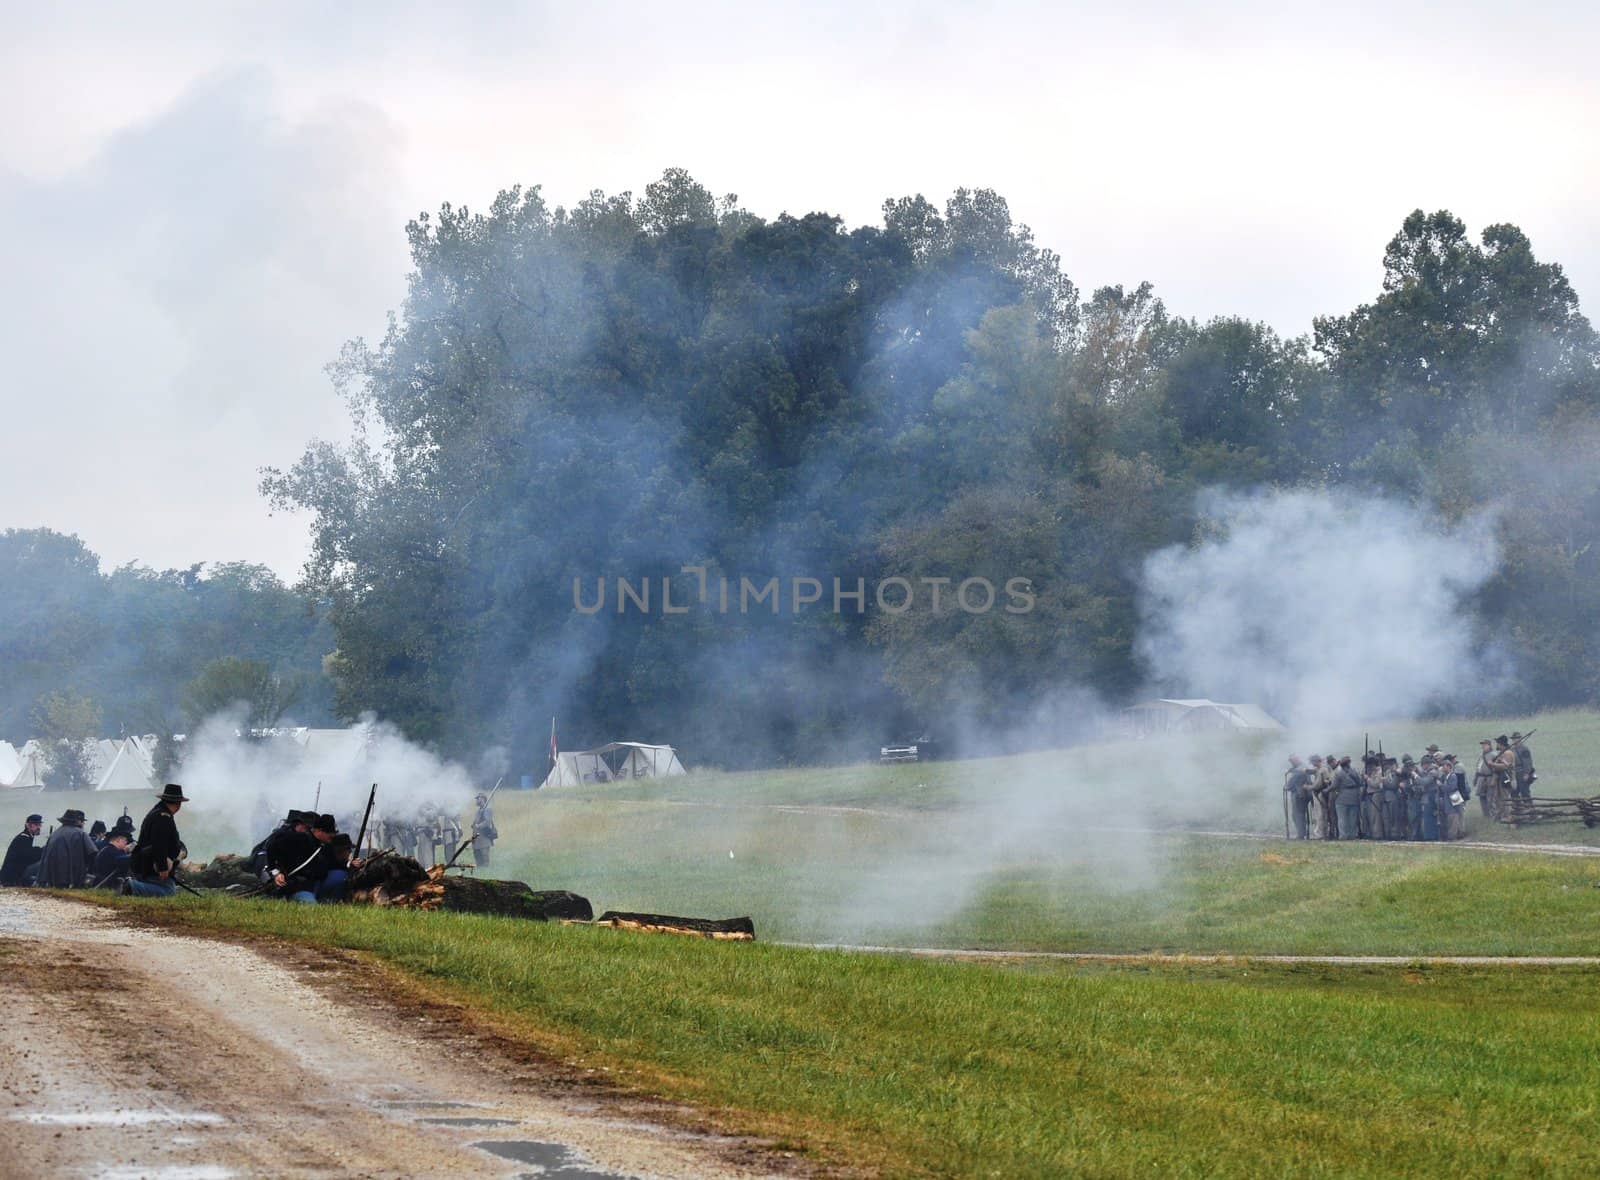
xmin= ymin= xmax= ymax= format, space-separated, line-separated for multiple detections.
xmin=0 ymin=892 xmax=805 ymax=1180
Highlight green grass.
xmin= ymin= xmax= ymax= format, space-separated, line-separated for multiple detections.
xmin=13 ymin=707 xmax=1600 ymax=956
xmin=95 ymin=894 xmax=1600 ymax=1178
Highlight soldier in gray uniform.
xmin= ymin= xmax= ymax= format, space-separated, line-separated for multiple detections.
xmin=1310 ymin=755 xmax=1336 ymax=839
xmin=438 ymin=810 xmax=463 ymax=865
xmin=1440 ymin=755 xmax=1469 ymax=840
xmin=1402 ymin=755 xmax=1426 ymax=840
xmin=1415 ymin=756 xmax=1441 ymax=841
xmin=1360 ymin=755 xmax=1385 ymax=840
xmin=1510 ymin=732 xmax=1535 ymax=801
xmin=414 ymin=804 xmax=439 ymax=869
xmin=1380 ymin=758 xmax=1405 ymax=840
xmin=470 ymin=793 xmax=499 ymax=866
xmin=1473 ymin=739 xmax=1500 ymax=819
xmin=1333 ymin=756 xmax=1363 ymax=841
xmin=1284 ymin=757 xmax=1313 ymax=840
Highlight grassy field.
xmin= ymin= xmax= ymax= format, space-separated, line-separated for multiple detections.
xmin=36 ymin=711 xmax=1600 ymax=1175
xmin=96 ymin=894 xmax=1600 ymax=1178
xmin=12 ymin=707 xmax=1600 ymax=956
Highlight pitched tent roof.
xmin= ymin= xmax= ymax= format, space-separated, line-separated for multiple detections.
xmin=541 ymin=742 xmax=688 ymax=788
xmin=8 ymin=749 xmax=47 ymax=788
xmin=597 ymin=743 xmax=687 ymax=780
xmin=0 ymin=741 xmax=20 ymax=787
xmin=541 ymin=751 xmax=616 ymax=789
xmin=94 ymin=740 xmax=155 ymax=792
xmin=1122 ymin=698 xmax=1284 ymax=735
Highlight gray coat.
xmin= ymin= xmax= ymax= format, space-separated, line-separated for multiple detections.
xmin=35 ymin=824 xmax=100 ymax=888
xmin=1333 ymin=768 xmax=1365 ymax=804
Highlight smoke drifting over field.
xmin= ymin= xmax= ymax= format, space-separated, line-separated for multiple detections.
xmin=172 ymin=708 xmax=476 ymax=853
xmin=1138 ymin=488 xmax=1504 ymax=731
xmin=823 ymin=486 xmax=1511 ymax=937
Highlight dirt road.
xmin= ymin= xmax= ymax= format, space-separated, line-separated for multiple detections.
xmin=0 ymin=893 xmax=797 ymax=1180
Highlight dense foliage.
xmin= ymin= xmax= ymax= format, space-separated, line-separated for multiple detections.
xmin=0 ymin=530 xmax=334 ymax=744
xmin=254 ymin=173 xmax=1598 ymax=768
xmin=7 ymin=174 xmax=1596 ymax=770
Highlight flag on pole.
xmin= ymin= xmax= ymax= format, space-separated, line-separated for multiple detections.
xmin=550 ymin=716 xmax=558 ymax=770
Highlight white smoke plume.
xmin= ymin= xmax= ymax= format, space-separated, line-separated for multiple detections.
xmin=173 ymin=708 xmax=477 ymax=854
xmin=1137 ymin=488 xmax=1504 ymax=731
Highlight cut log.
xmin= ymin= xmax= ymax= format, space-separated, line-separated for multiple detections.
xmin=184 ymin=854 xmax=259 ymax=891
xmin=345 ymin=856 xmax=593 ymax=920
xmin=435 ymin=876 xmax=593 ymax=921
xmin=592 ymin=911 xmax=756 ymax=941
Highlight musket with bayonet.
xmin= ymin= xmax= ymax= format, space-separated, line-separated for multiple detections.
xmin=354 ymin=783 xmax=377 ymax=861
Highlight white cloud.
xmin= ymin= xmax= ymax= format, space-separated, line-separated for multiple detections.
xmin=2 ymin=1 xmax=1596 ymax=573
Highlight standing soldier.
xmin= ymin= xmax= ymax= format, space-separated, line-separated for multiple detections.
xmin=439 ymin=808 xmax=464 ymax=865
xmin=1473 ymin=739 xmax=1501 ymax=819
xmin=1361 ymin=755 xmax=1386 ymax=840
xmin=1315 ymin=753 xmax=1340 ymax=839
xmin=1510 ymin=732 xmax=1536 ymax=801
xmin=1438 ymin=756 xmax=1468 ymax=840
xmin=1490 ymin=737 xmax=1517 ymax=816
xmin=1380 ymin=757 xmax=1405 ymax=840
xmin=414 ymin=805 xmax=438 ymax=869
xmin=471 ymin=792 xmax=499 ymax=866
xmin=1401 ymin=755 xmax=1425 ymax=840
xmin=1304 ymin=756 xmax=1326 ymax=838
xmin=391 ymin=814 xmax=418 ymax=862
xmin=1333 ymin=756 xmax=1363 ymax=841
xmin=1415 ymin=757 xmax=1441 ymax=841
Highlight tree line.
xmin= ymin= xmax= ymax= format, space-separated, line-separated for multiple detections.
xmin=7 ymin=171 xmax=1597 ymax=773
xmin=0 ymin=530 xmax=332 ymax=785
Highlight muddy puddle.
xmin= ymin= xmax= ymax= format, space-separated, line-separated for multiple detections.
xmin=472 ymin=1138 xmax=634 ymax=1178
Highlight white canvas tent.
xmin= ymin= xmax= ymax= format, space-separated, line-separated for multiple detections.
xmin=0 ymin=741 xmax=20 ymax=788
xmin=8 ymin=748 xmax=47 ymax=788
xmin=599 ymin=742 xmax=687 ymax=781
xmin=541 ymin=742 xmax=687 ymax=789
xmin=94 ymin=739 xmax=155 ymax=792
xmin=541 ymin=750 xmax=615 ymax=789
xmin=1121 ymin=699 xmax=1285 ymax=738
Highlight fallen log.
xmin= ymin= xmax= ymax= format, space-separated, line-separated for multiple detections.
xmin=591 ymin=911 xmax=756 ymax=941
xmin=183 ymin=854 xmax=260 ymax=891
xmin=347 ymin=856 xmax=593 ymax=920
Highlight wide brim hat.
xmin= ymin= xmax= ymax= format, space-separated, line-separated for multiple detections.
xmin=58 ymin=809 xmax=86 ymax=825
xmin=1510 ymin=732 xmax=1525 ymax=741
xmin=156 ymin=783 xmax=190 ymax=804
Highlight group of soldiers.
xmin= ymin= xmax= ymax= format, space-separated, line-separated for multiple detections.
xmin=248 ymin=807 xmax=369 ymax=902
xmin=374 ymin=793 xmax=498 ymax=869
xmin=1 ymin=784 xmax=190 ymax=894
xmin=1282 ymin=732 xmax=1535 ymax=841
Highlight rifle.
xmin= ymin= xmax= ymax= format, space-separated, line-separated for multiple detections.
xmin=442 ymin=835 xmax=476 ymax=872
xmin=313 ymin=781 xmax=322 ymax=813
xmin=353 ymin=783 xmax=377 ymax=859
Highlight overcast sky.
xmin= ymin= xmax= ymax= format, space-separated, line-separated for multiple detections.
xmin=3 ymin=1 xmax=1595 ymax=579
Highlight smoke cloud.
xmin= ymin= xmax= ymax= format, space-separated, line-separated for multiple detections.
xmin=172 ymin=708 xmax=476 ymax=854
xmin=1137 ymin=488 xmax=1504 ymax=731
